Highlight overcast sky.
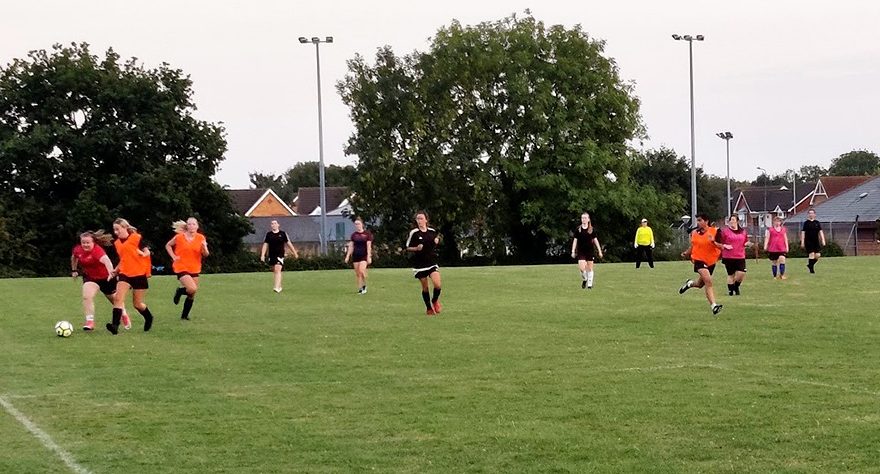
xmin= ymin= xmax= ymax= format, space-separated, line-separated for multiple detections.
xmin=3 ymin=1 xmax=879 ymax=188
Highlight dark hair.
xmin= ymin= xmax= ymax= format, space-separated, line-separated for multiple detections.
xmin=696 ymin=212 xmax=710 ymax=221
xmin=415 ymin=210 xmax=429 ymax=220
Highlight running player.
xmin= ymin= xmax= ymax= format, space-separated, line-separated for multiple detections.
xmin=165 ymin=217 xmax=209 ymax=320
xmin=570 ymin=212 xmax=603 ymax=289
xmin=260 ymin=219 xmax=299 ymax=293
xmin=71 ymin=230 xmax=130 ymax=330
xmin=679 ymin=213 xmax=724 ymax=315
xmin=405 ymin=211 xmax=442 ymax=315
xmin=764 ymin=215 xmax=789 ymax=280
xmin=106 ymin=218 xmax=154 ymax=334
xmin=800 ymin=209 xmax=825 ymax=273
xmin=717 ymin=215 xmax=750 ymax=295
xmin=344 ymin=218 xmax=373 ymax=294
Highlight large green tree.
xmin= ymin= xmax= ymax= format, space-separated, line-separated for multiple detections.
xmin=0 ymin=43 xmax=251 ymax=276
xmin=339 ymin=13 xmax=679 ymax=260
xmin=249 ymin=162 xmax=356 ymax=203
xmin=828 ymin=150 xmax=880 ymax=176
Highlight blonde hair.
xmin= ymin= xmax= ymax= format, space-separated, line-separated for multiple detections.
xmin=80 ymin=230 xmax=113 ymax=247
xmin=113 ymin=218 xmax=137 ymax=233
xmin=171 ymin=220 xmax=186 ymax=233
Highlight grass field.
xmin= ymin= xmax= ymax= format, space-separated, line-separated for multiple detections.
xmin=1 ymin=257 xmax=879 ymax=473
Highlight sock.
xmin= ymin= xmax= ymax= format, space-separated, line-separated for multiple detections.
xmin=422 ymin=291 xmax=431 ymax=309
xmin=581 ymin=270 xmax=588 ymax=281
xmin=174 ymin=287 xmax=187 ymax=305
xmin=86 ymin=314 xmax=94 ymax=322
xmin=137 ymin=307 xmax=154 ymax=332
xmin=727 ymin=283 xmax=734 ymax=293
xmin=112 ymin=308 xmax=122 ymax=326
xmin=772 ymin=265 xmax=778 ymax=277
xmin=734 ymin=281 xmax=741 ymax=290
xmin=779 ymin=263 xmax=786 ymax=276
xmin=182 ymin=297 xmax=194 ymax=319
xmin=432 ymin=287 xmax=442 ymax=303
xmin=587 ymin=271 xmax=594 ymax=287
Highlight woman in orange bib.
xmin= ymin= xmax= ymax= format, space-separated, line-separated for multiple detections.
xmin=107 ymin=218 xmax=155 ymax=334
xmin=165 ymin=217 xmax=209 ymax=320
xmin=678 ymin=213 xmax=725 ymax=315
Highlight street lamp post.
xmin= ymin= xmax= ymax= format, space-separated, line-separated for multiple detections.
xmin=716 ymin=131 xmax=733 ymax=218
xmin=672 ymin=33 xmax=704 ymax=224
xmin=299 ymin=35 xmax=334 ymax=255
xmin=756 ymin=166 xmax=768 ymax=236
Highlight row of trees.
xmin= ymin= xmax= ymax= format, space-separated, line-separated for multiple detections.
xmin=753 ymin=151 xmax=880 ymax=186
xmin=0 ymin=43 xmax=252 ymax=276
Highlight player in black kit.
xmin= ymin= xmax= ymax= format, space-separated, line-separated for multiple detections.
xmin=570 ymin=212 xmax=603 ymax=289
xmin=406 ymin=210 xmax=443 ymax=315
xmin=260 ymin=219 xmax=299 ymax=292
xmin=800 ymin=209 xmax=826 ymax=274
xmin=344 ymin=217 xmax=373 ymax=294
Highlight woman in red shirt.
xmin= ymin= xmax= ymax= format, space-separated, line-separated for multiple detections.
xmin=71 ymin=230 xmax=130 ymax=331
xmin=165 ymin=217 xmax=209 ymax=320
xmin=107 ymin=218 xmax=154 ymax=334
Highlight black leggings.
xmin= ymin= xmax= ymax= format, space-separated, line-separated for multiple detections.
xmin=635 ymin=245 xmax=654 ymax=268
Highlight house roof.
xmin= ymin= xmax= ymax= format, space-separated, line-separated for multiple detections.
xmin=225 ymin=188 xmax=296 ymax=217
xmin=811 ymin=176 xmax=874 ymax=199
xmin=227 ymin=189 xmax=268 ymax=215
xmin=734 ymin=183 xmax=815 ymax=213
xmin=293 ymin=187 xmax=350 ymax=215
xmin=243 ymin=216 xmax=354 ymax=244
xmin=790 ymin=176 xmax=880 ymax=223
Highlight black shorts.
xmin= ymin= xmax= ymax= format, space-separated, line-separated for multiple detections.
xmin=118 ymin=274 xmax=149 ymax=290
xmin=176 ymin=272 xmax=200 ymax=279
xmin=576 ymin=253 xmax=595 ymax=262
xmin=413 ymin=265 xmax=439 ymax=279
xmin=722 ymin=258 xmax=746 ymax=276
xmin=804 ymin=243 xmax=822 ymax=254
xmin=767 ymin=252 xmax=787 ymax=261
xmin=267 ymin=255 xmax=285 ymax=266
xmin=351 ymin=254 xmax=368 ymax=263
xmin=84 ymin=276 xmax=118 ymax=295
xmin=693 ymin=260 xmax=716 ymax=275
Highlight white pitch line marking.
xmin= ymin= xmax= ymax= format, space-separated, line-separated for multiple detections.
xmin=0 ymin=395 xmax=93 ymax=474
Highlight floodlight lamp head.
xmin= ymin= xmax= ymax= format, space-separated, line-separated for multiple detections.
xmin=672 ymin=34 xmax=682 ymax=40
xmin=325 ymin=36 xmax=334 ymax=43
xmin=298 ymin=37 xmax=308 ymax=43
xmin=683 ymin=35 xmax=693 ymax=41
xmin=695 ymin=35 xmax=705 ymax=41
xmin=311 ymin=37 xmax=320 ymax=43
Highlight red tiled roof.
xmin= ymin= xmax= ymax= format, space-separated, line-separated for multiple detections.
xmin=816 ymin=176 xmax=874 ymax=197
xmin=293 ymin=187 xmax=350 ymax=215
xmin=226 ymin=189 xmax=267 ymax=215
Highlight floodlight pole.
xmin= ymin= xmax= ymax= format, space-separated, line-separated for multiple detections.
xmin=673 ymin=34 xmax=704 ymax=224
xmin=299 ymin=35 xmax=334 ymax=255
xmin=717 ymin=132 xmax=733 ymax=218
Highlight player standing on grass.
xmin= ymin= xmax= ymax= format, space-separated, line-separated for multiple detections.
xmin=106 ymin=218 xmax=154 ymax=334
xmin=71 ymin=230 xmax=130 ymax=330
xmin=571 ymin=212 xmax=603 ymax=289
xmin=260 ymin=219 xmax=299 ymax=293
xmin=406 ymin=210 xmax=442 ymax=315
xmin=344 ymin=218 xmax=372 ymax=294
xmin=717 ymin=215 xmax=751 ymax=296
xmin=165 ymin=217 xmax=209 ymax=320
xmin=764 ymin=216 xmax=790 ymax=280
xmin=633 ymin=218 xmax=655 ymax=269
xmin=800 ymin=209 xmax=826 ymax=274
xmin=679 ymin=213 xmax=724 ymax=315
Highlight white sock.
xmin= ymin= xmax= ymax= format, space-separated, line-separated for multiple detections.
xmin=587 ymin=271 xmax=594 ymax=286
xmin=85 ymin=314 xmax=94 ymax=322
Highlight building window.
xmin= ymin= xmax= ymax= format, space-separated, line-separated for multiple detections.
xmin=335 ymin=222 xmax=346 ymax=241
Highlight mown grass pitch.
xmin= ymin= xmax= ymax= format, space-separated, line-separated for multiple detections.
xmin=1 ymin=257 xmax=879 ymax=473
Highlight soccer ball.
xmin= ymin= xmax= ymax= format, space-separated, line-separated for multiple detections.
xmin=54 ymin=320 xmax=74 ymax=338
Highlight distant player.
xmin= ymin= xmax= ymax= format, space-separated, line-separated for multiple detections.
xmin=633 ymin=218 xmax=655 ymax=269
xmin=260 ymin=219 xmax=299 ymax=293
xmin=71 ymin=230 xmax=129 ymax=330
xmin=106 ymin=218 xmax=154 ymax=334
xmin=764 ymin=216 xmax=789 ymax=279
xmin=165 ymin=217 xmax=209 ymax=320
xmin=571 ymin=212 xmax=603 ymax=289
xmin=679 ymin=213 xmax=724 ymax=315
xmin=406 ymin=210 xmax=442 ymax=315
xmin=716 ymin=215 xmax=750 ymax=295
xmin=344 ymin=218 xmax=373 ymax=294
xmin=800 ymin=209 xmax=825 ymax=273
